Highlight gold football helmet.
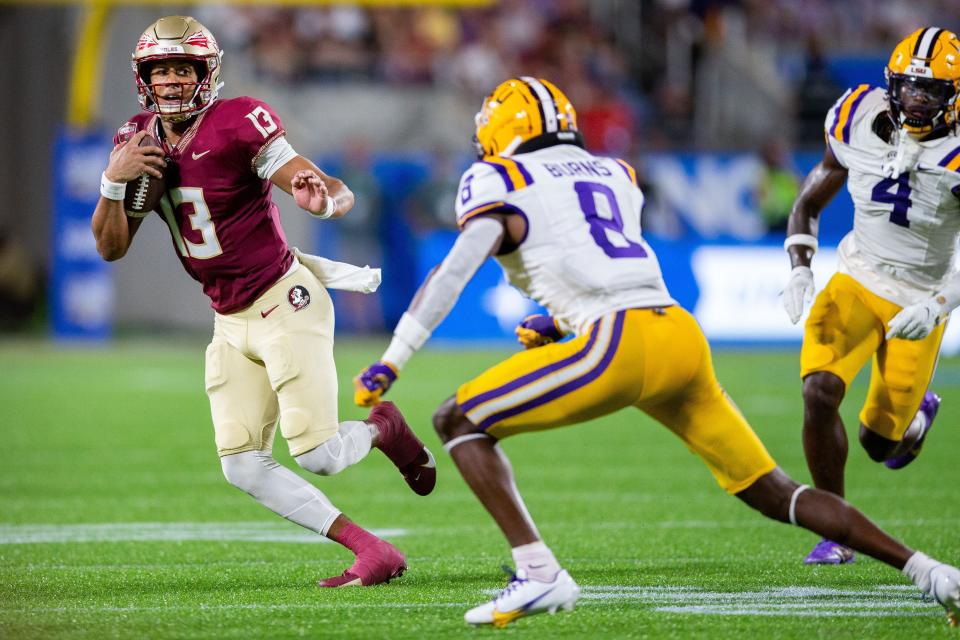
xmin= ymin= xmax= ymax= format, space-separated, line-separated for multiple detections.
xmin=473 ymin=77 xmax=578 ymax=158
xmin=886 ymin=27 xmax=960 ymax=134
xmin=132 ymin=15 xmax=224 ymax=121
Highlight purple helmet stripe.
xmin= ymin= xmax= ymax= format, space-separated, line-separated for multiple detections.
xmin=459 ymin=318 xmax=604 ymax=413
xmin=477 ymin=310 xmax=626 ymax=430
xmin=481 ymin=161 xmax=515 ymax=192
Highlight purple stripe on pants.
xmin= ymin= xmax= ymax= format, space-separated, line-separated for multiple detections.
xmin=460 ymin=319 xmax=603 ymax=413
xmin=477 ymin=310 xmax=626 ymax=430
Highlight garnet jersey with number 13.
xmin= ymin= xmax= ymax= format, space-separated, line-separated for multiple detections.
xmin=114 ymin=97 xmax=294 ymax=313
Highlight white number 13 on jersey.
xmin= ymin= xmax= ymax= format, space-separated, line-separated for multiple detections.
xmin=159 ymin=188 xmax=224 ymax=260
xmin=245 ymin=106 xmax=278 ymax=138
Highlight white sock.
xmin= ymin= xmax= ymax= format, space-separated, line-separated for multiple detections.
xmin=902 ymin=411 xmax=926 ymax=443
xmin=903 ymin=551 xmax=938 ymax=593
xmin=512 ymin=541 xmax=562 ymax=583
xmin=221 ymin=450 xmax=341 ymax=535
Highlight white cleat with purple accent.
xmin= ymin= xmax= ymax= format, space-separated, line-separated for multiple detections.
xmin=465 ymin=567 xmax=580 ymax=628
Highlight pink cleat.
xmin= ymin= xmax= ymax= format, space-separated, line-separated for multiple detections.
xmin=367 ymin=401 xmax=437 ymax=496
xmin=318 ymin=538 xmax=407 ymax=587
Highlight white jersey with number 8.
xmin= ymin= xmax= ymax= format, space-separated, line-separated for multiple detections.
xmin=455 ymin=144 xmax=675 ymax=333
xmin=825 ymin=84 xmax=960 ymax=306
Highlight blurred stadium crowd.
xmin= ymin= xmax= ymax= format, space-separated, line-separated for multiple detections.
xmin=3 ymin=0 xmax=957 ymax=335
xmin=198 ymin=0 xmax=954 ymax=153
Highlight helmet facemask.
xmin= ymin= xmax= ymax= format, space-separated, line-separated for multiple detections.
xmin=887 ymin=72 xmax=958 ymax=135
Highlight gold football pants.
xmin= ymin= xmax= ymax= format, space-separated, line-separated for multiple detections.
xmin=801 ymin=273 xmax=944 ymax=440
xmin=457 ymin=306 xmax=777 ymax=494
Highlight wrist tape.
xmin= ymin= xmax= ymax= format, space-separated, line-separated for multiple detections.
xmin=100 ymin=172 xmax=126 ymax=201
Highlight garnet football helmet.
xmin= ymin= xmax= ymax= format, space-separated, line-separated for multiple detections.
xmin=132 ymin=15 xmax=223 ymax=122
xmin=473 ymin=77 xmax=578 ymax=158
xmin=886 ymin=27 xmax=960 ymax=135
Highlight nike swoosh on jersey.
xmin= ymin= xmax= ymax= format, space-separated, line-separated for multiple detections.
xmin=260 ymin=304 xmax=280 ymax=318
xmin=192 ymin=149 xmax=212 ymax=160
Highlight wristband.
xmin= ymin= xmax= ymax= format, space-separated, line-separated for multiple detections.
xmin=382 ymin=339 xmax=415 ymax=371
xmin=309 ymin=196 xmax=336 ymax=220
xmin=100 ymin=172 xmax=126 ymax=201
xmin=783 ymin=234 xmax=818 ymax=253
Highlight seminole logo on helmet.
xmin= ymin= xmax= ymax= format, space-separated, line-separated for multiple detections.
xmin=886 ymin=27 xmax=960 ymax=135
xmin=474 ymin=77 xmax=578 ymax=158
xmin=131 ymin=15 xmax=224 ymax=122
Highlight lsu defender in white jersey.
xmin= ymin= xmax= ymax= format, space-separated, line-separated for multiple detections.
xmin=356 ymin=76 xmax=960 ymax=629
xmin=824 ymin=84 xmax=960 ymax=304
xmin=783 ymin=28 xmax=960 ymax=567
xmin=454 ymin=141 xmax=674 ymax=333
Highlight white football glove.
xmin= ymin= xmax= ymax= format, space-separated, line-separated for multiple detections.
xmin=783 ymin=266 xmax=815 ymax=324
xmin=886 ymin=297 xmax=946 ymax=341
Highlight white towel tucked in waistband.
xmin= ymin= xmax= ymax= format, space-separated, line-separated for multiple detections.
xmin=293 ymin=247 xmax=381 ymax=294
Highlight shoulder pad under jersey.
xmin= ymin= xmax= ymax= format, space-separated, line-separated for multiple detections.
xmin=215 ymin=97 xmax=287 ymax=167
xmin=454 ymin=157 xmax=534 ymax=228
xmin=824 ymin=85 xmax=886 ymax=147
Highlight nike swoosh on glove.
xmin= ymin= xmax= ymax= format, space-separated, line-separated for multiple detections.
xmin=783 ymin=266 xmax=815 ymax=324
xmin=515 ymin=314 xmax=566 ymax=349
xmin=354 ymin=361 xmax=398 ymax=407
xmin=886 ymin=297 xmax=946 ymax=341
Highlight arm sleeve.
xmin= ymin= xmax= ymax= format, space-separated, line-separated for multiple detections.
xmin=382 ymin=217 xmax=504 ymax=368
xmin=255 ymin=136 xmax=298 ymax=180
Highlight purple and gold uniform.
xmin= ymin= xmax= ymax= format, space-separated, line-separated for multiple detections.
xmin=452 ymin=144 xmax=776 ymax=493
xmin=114 ymin=97 xmax=341 ymax=457
xmin=802 ymin=83 xmax=960 ymax=439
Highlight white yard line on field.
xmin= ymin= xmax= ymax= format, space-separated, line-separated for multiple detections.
xmin=0 ymin=584 xmax=940 ymax=621
xmin=487 ymin=584 xmax=940 ymax=619
xmin=0 ymin=522 xmax=408 ymax=545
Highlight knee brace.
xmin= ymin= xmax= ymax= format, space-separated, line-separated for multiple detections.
xmin=220 ymin=450 xmax=340 ymax=535
xmin=294 ymin=421 xmax=372 ymax=476
xmin=221 ymin=450 xmax=277 ymax=495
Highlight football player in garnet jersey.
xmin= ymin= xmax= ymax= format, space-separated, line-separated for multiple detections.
xmin=353 ymin=77 xmax=960 ymax=626
xmin=782 ymin=28 xmax=960 ymax=566
xmin=91 ymin=16 xmax=436 ymax=588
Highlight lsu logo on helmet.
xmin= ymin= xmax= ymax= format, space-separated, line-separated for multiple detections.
xmin=131 ymin=15 xmax=224 ymax=122
xmin=886 ymin=27 xmax=960 ymax=134
xmin=474 ymin=77 xmax=578 ymax=158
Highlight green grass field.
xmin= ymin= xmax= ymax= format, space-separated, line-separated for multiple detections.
xmin=1 ymin=338 xmax=958 ymax=639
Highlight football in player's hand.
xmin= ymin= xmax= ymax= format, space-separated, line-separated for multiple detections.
xmin=123 ymin=134 xmax=166 ymax=217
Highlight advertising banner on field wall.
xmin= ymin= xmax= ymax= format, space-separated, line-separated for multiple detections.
xmin=422 ymin=237 xmax=960 ymax=355
xmin=50 ymin=130 xmax=114 ymax=341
